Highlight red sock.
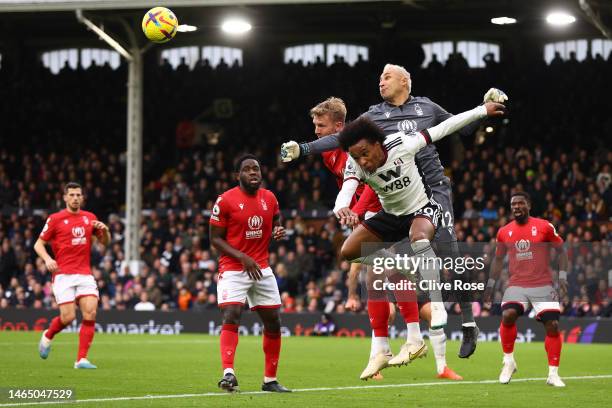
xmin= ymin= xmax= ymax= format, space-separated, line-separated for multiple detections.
xmin=77 ymin=320 xmax=96 ymax=361
xmin=367 ymin=299 xmax=390 ymax=337
xmin=45 ymin=316 xmax=67 ymax=340
xmin=220 ymin=324 xmax=239 ymax=369
xmin=263 ymin=330 xmax=281 ymax=378
xmin=499 ymin=321 xmax=517 ymax=354
xmin=387 ymin=273 xmax=417 ymax=303
xmin=545 ymin=332 xmax=562 ymax=366
xmin=397 ymin=301 xmax=419 ymax=323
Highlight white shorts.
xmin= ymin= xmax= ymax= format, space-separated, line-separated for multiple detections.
xmin=52 ymin=274 xmax=99 ymax=305
xmin=501 ymin=285 xmax=560 ymax=319
xmin=217 ymin=267 xmax=281 ymax=310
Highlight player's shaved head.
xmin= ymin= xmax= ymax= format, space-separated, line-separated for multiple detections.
xmin=380 ymin=63 xmax=412 ymax=105
xmin=383 ymin=64 xmax=410 ymax=88
xmin=338 ymin=117 xmax=385 ymax=151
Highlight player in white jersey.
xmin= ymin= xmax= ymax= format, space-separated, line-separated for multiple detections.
xmin=333 ymin=102 xmax=504 ymax=364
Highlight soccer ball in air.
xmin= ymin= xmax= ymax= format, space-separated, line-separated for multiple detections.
xmin=142 ymin=7 xmax=178 ymax=43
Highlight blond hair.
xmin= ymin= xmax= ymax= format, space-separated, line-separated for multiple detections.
xmin=309 ymin=97 xmax=347 ymax=123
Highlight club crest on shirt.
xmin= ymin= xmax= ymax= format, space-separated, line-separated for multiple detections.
xmin=239 ymin=203 xmax=244 ymax=210
xmin=83 ymin=216 xmax=89 ymax=225
xmin=71 ymin=226 xmax=87 ymax=245
xmin=515 ymin=239 xmax=533 ymax=260
xmin=531 ymin=226 xmax=537 ymax=236
xmin=509 ymin=231 xmax=513 ymax=237
xmin=384 ymin=112 xmax=391 ymax=118
xmin=397 ymin=119 xmax=417 ymax=133
xmin=246 ymin=215 xmax=263 ymax=239
xmin=414 ymin=103 xmax=423 ymax=116
xmin=261 ymin=199 xmax=268 ymax=211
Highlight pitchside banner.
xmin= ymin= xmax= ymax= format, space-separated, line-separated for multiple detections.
xmin=0 ymin=309 xmax=610 ymax=343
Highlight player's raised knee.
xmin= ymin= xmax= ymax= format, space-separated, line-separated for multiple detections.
xmin=340 ymin=242 xmax=359 ymax=262
xmin=409 ymin=231 xmax=430 ymax=243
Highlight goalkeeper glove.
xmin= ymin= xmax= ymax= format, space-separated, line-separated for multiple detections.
xmin=280 ymin=141 xmax=300 ymax=162
xmin=483 ymin=88 xmax=508 ymax=103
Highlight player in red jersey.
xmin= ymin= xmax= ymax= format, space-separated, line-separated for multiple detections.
xmin=209 ymin=154 xmax=290 ymax=393
xmin=485 ymin=191 xmax=568 ymax=387
xmin=34 ymin=182 xmax=110 ymax=369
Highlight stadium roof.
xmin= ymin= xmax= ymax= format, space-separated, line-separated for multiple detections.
xmin=0 ymin=0 xmax=609 ymax=49
xmin=0 ymin=0 xmax=389 ymax=12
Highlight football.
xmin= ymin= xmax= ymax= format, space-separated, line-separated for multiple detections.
xmin=142 ymin=7 xmax=178 ymax=43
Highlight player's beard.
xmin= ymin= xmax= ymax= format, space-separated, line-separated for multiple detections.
xmin=514 ymin=211 xmax=528 ymax=224
xmin=242 ymin=178 xmax=261 ymax=194
xmin=67 ymin=201 xmax=81 ymax=213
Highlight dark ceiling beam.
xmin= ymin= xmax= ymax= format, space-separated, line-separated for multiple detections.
xmin=0 ymin=0 xmax=397 ymax=13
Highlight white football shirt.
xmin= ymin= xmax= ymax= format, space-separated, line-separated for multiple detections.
xmin=343 ymin=130 xmax=432 ymax=216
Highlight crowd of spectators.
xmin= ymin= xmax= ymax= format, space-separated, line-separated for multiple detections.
xmin=0 ymin=49 xmax=610 ymax=318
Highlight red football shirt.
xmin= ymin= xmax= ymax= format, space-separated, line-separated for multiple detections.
xmin=495 ymin=217 xmax=564 ymax=287
xmin=39 ymin=209 xmax=98 ymax=277
xmin=322 ymin=148 xmax=382 ymax=214
xmin=209 ymin=187 xmax=279 ymax=274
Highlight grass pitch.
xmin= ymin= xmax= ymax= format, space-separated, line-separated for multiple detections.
xmin=0 ymin=331 xmax=611 ymax=407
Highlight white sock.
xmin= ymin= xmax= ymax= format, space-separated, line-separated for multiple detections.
xmin=503 ymin=352 xmax=514 ymax=363
xmin=369 ymin=331 xmax=376 ymax=359
xmin=406 ymin=322 xmax=423 ymax=344
xmin=264 ymin=376 xmax=277 ymax=383
xmin=412 ymin=239 xmax=443 ymax=303
xmin=223 ymin=368 xmax=235 ymax=376
xmin=41 ymin=331 xmax=52 ymax=347
xmin=462 ymin=322 xmax=477 ymax=328
xmin=548 ymin=366 xmax=559 ymax=376
xmin=429 ymin=328 xmax=447 ymax=375
xmin=372 ymin=336 xmax=391 ymax=354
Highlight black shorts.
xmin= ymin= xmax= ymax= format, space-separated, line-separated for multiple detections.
xmin=429 ymin=179 xmax=457 ymax=244
xmin=362 ymin=198 xmax=442 ymax=242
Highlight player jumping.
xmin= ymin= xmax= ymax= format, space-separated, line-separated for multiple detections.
xmin=36 ymin=182 xmax=110 ymax=369
xmin=310 ymin=97 xmax=461 ymax=380
xmin=333 ymin=102 xmax=505 ymax=375
xmin=484 ymin=192 xmax=568 ymax=387
xmin=210 ymin=154 xmax=291 ymax=393
xmin=282 ymin=63 xmax=508 ymax=358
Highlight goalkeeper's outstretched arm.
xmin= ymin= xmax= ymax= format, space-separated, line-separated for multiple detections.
xmin=281 ymin=134 xmax=341 ymax=162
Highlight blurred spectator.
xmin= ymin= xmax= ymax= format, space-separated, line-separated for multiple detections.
xmin=134 ymin=293 xmax=156 ymax=311
xmin=0 ymin=51 xmax=609 ymax=317
xmin=313 ymin=313 xmax=336 ymax=336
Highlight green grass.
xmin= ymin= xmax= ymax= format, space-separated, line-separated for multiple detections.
xmin=0 ymin=331 xmax=611 ymax=407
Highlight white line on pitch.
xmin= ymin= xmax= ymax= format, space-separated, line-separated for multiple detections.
xmin=1 ymin=374 xmax=611 ymax=407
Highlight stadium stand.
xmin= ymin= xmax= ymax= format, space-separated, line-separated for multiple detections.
xmin=0 ymin=50 xmax=610 ymax=317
